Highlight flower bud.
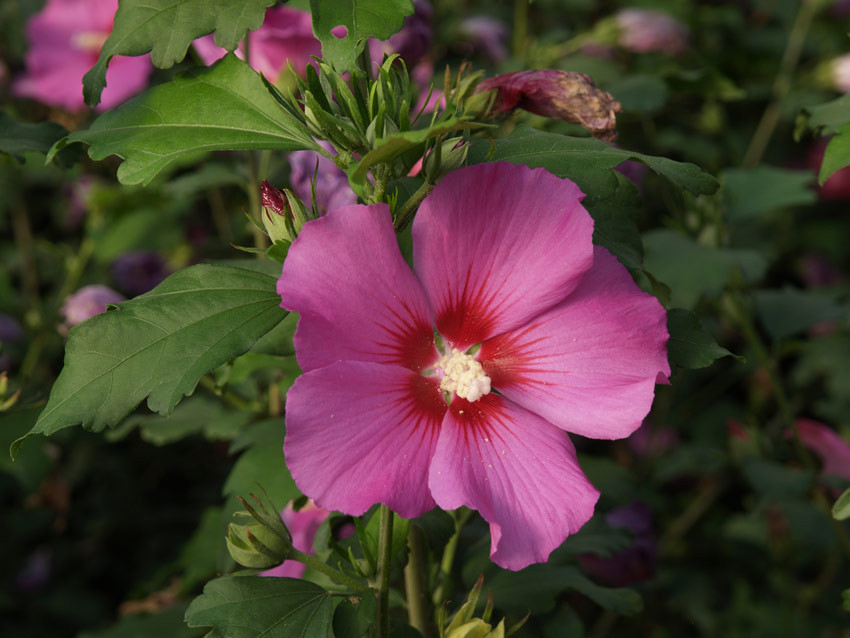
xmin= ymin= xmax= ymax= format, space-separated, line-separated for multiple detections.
xmin=423 ymin=137 xmax=468 ymax=181
xmin=476 ymin=70 xmax=621 ymax=142
xmin=226 ymin=518 xmax=292 ymax=569
xmin=260 ymin=180 xmax=310 ymax=242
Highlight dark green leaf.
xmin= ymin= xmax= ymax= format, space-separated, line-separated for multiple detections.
xmin=667 ymin=308 xmax=736 ymax=369
xmin=332 ymin=592 xmax=375 ymax=638
xmin=722 ymin=166 xmax=815 ymax=220
xmin=361 ymin=509 xmax=410 ymax=565
xmin=753 ymin=287 xmax=844 ymax=340
xmin=79 ymin=603 xmax=202 ymax=637
xmin=185 ymin=576 xmax=334 ymax=638
xmin=819 ymin=122 xmax=850 ymax=185
xmin=106 ymin=396 xmax=251 ymax=445
xmin=12 ymin=265 xmax=287 ymax=457
xmin=0 ymin=406 xmax=51 ymax=490
xmin=309 ymin=0 xmax=413 ymax=72
xmin=585 ymin=175 xmax=643 ymax=269
xmin=83 ymin=0 xmax=275 ymax=106
xmin=0 ymin=112 xmax=74 ymax=164
xmin=176 ymin=507 xmax=225 ymax=593
xmin=643 ymin=229 xmax=767 ymax=309
xmin=606 ymin=75 xmax=668 ymax=114
xmin=467 ymin=126 xmax=718 ymax=203
xmin=741 ymin=458 xmax=814 ymax=499
xmin=833 ymin=487 xmax=850 ymax=520
xmin=800 ymin=94 xmax=850 ymax=135
xmin=57 ymin=56 xmax=317 ymax=185
xmin=225 ymin=419 xmax=299 ymax=507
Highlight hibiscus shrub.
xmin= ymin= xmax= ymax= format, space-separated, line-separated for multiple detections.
xmin=2 ymin=0 xmax=850 ymax=636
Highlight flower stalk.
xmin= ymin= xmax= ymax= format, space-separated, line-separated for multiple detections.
xmin=404 ymin=525 xmax=435 ymax=638
xmin=375 ymin=504 xmax=395 ymax=638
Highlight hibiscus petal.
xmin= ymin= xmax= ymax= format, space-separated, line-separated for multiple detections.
xmin=429 ymin=394 xmax=599 ymax=570
xmin=278 ymin=204 xmax=437 ymax=373
xmin=285 ymin=361 xmax=446 ymax=518
xmin=412 ymin=162 xmax=594 ymax=348
xmin=480 ymin=247 xmax=669 ymax=439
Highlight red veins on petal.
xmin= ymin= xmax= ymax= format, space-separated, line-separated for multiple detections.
xmin=435 ymin=265 xmax=500 ymax=348
xmin=480 ymin=323 xmax=561 ymax=391
xmin=367 ymin=298 xmax=438 ymax=372
xmin=449 ymin=394 xmax=514 ymax=450
xmin=402 ymin=375 xmax=449 ymax=432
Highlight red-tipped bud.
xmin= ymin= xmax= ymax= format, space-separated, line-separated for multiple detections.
xmin=476 ymin=70 xmax=621 ymax=142
xmin=260 ymin=181 xmax=310 ymax=243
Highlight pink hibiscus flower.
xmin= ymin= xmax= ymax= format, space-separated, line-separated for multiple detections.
xmin=615 ymin=9 xmax=689 ymax=56
xmin=193 ymin=6 xmax=320 ymax=82
xmin=13 ymin=0 xmax=152 ymax=111
xmin=796 ymin=418 xmax=850 ymax=482
xmin=278 ymin=162 xmax=670 ymax=570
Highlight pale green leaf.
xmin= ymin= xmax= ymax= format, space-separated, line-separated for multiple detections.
xmin=833 ymin=487 xmax=850 ymax=520
xmin=667 ymin=308 xmax=736 ymax=369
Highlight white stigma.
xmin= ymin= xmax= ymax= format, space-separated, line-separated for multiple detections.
xmin=437 ymin=348 xmax=491 ymax=402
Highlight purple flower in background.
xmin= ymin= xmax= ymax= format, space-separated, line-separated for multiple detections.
xmin=370 ymin=0 xmax=433 ymax=67
xmin=193 ymin=6 xmax=320 ymax=82
xmin=0 ymin=312 xmax=25 ymax=372
xmin=62 ymin=175 xmax=99 ymax=230
xmin=13 ymin=0 xmax=152 ymax=111
xmin=110 ymin=252 xmax=170 ymax=297
xmin=288 ymin=142 xmax=357 ymax=215
xmin=16 ymin=549 xmax=51 ymax=591
xmin=615 ymin=9 xmax=689 ymax=56
xmin=456 ymin=16 xmax=509 ymax=63
xmin=627 ymin=420 xmax=677 ymax=457
xmin=798 ymin=254 xmax=842 ymax=288
xmin=615 ymin=159 xmax=650 ymax=193
xmin=61 ymin=285 xmax=124 ymax=329
xmin=579 ymin=502 xmax=657 ymax=586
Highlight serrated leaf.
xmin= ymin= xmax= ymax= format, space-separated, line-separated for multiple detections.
xmin=722 ymin=166 xmax=815 ymax=220
xmin=11 ymin=265 xmax=287 ymax=457
xmin=185 ymin=576 xmax=333 ymax=638
xmin=467 ymin=126 xmax=718 ymax=203
xmin=585 ymin=174 xmax=643 ymax=269
xmin=309 ymin=0 xmax=413 ymax=72
xmin=834 ymin=487 xmax=850 ymax=520
xmin=83 ymin=0 xmax=275 ymax=106
xmin=58 ymin=55 xmax=317 ymax=185
xmin=667 ymin=308 xmax=736 ymax=369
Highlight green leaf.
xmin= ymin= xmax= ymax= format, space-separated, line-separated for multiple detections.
xmin=224 ymin=419 xmax=300 ymax=507
xmin=800 ymin=94 xmax=850 ymax=135
xmin=467 ymin=126 xmax=718 ymax=203
xmin=667 ymin=308 xmax=736 ymax=369
xmin=606 ymin=75 xmax=668 ymax=114
xmin=0 ymin=407 xmax=51 ymax=490
xmin=819 ymin=122 xmax=850 ymax=185
xmin=0 ymin=112 xmax=72 ymax=164
xmin=57 ymin=56 xmax=317 ymax=185
xmin=833 ymin=487 xmax=850 ymax=521
xmin=175 ymin=506 xmax=225 ymax=593
xmin=79 ymin=603 xmax=202 ymax=638
xmin=351 ymin=118 xmax=476 ymax=185
xmin=643 ymin=229 xmax=767 ymax=309
xmin=83 ymin=0 xmax=275 ymax=106
xmin=309 ymin=0 xmax=413 ymax=72
xmin=753 ymin=287 xmax=844 ymax=340
xmin=106 ymin=396 xmax=251 ymax=445
xmin=722 ymin=166 xmax=815 ymax=220
xmin=12 ymin=265 xmax=287 ymax=457
xmin=185 ymin=576 xmax=334 ymax=638
xmin=741 ymin=458 xmax=815 ymax=499
xmin=584 ymin=174 xmax=643 ymax=269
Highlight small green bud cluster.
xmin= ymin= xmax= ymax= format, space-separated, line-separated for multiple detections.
xmin=438 ymin=576 xmax=528 ymax=638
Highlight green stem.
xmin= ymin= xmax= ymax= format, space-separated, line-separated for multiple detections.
xmin=289 ymin=548 xmax=370 ymax=594
xmin=742 ymin=0 xmax=820 ymax=168
xmin=375 ymin=504 xmax=394 ymax=638
xmin=512 ymin=0 xmax=529 ymax=58
xmin=404 ymin=525 xmax=435 ymax=638
xmin=432 ymin=508 xmax=473 ymax=607
xmin=394 ymin=179 xmax=436 ymax=231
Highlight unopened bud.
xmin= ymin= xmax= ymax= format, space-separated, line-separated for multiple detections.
xmin=423 ymin=137 xmax=468 ymax=181
xmin=260 ymin=181 xmax=310 ymax=242
xmin=226 ymin=518 xmax=292 ymax=569
xmin=476 ymin=70 xmax=621 ymax=142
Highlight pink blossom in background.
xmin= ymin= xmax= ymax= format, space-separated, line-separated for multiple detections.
xmin=796 ymin=418 xmax=850 ymax=482
xmin=832 ymin=53 xmax=850 ymax=93
xmin=110 ymin=252 xmax=170 ymax=297
xmin=456 ymin=16 xmax=509 ymax=63
xmin=193 ymin=6 xmax=320 ymax=83
xmin=61 ymin=285 xmax=124 ymax=329
xmin=288 ymin=142 xmax=358 ymax=215
xmin=615 ymin=9 xmax=689 ymax=56
xmin=806 ymin=137 xmax=850 ymax=201
xmin=13 ymin=0 xmax=152 ymax=111
xmin=278 ymin=162 xmax=670 ymax=570
xmin=261 ymin=501 xmax=330 ymax=579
